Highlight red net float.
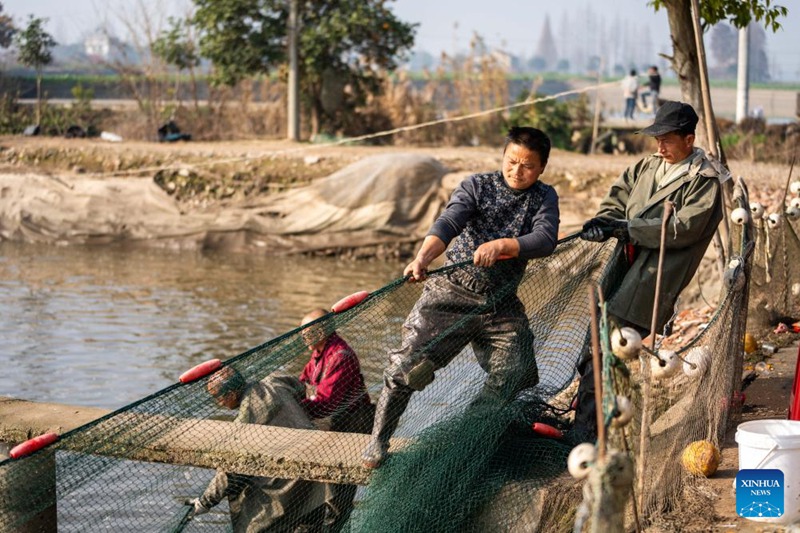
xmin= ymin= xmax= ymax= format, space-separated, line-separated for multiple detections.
xmin=9 ymin=432 xmax=59 ymax=459
xmin=179 ymin=359 xmax=222 ymax=384
xmin=531 ymin=422 xmax=563 ymax=439
xmin=331 ymin=291 xmax=370 ymax=313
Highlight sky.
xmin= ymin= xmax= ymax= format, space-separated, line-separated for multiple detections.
xmin=3 ymin=0 xmax=800 ymax=81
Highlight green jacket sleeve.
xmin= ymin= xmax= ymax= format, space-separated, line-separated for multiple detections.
xmin=596 ymin=158 xmax=649 ymax=221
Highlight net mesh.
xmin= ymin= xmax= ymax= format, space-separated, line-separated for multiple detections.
xmin=748 ymin=200 xmax=800 ymax=326
xmin=0 ymin=195 xmax=753 ymax=532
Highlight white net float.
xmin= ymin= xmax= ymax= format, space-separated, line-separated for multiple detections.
xmin=749 ymin=202 xmax=764 ymax=218
xmin=651 ymin=349 xmax=680 ymax=379
xmin=610 ymin=395 xmax=633 ymax=428
xmin=567 ymin=442 xmax=597 ymax=480
xmin=767 ymin=213 xmax=781 ymax=229
xmin=611 ymin=327 xmax=642 ymax=360
xmin=683 ymin=345 xmax=710 ymax=379
xmin=730 ymin=207 xmax=749 ymax=226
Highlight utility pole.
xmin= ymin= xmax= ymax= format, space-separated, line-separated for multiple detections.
xmin=735 ymin=25 xmax=750 ymax=124
xmin=287 ymin=0 xmax=300 ymax=141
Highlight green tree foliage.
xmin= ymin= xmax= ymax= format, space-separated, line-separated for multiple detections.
xmin=651 ymin=0 xmax=787 ymax=31
xmin=192 ymin=0 xmax=416 ymax=136
xmin=508 ymin=94 xmax=573 ymax=151
xmin=153 ymin=17 xmax=200 ymax=72
xmin=15 ymin=15 xmax=56 ymax=125
xmin=647 ymin=0 xmax=787 ymax=156
xmin=153 ymin=17 xmax=202 ymax=109
xmin=0 ymin=2 xmax=15 ymax=49
xmin=15 ymin=16 xmax=55 ymax=73
xmin=192 ymin=0 xmax=284 ymax=87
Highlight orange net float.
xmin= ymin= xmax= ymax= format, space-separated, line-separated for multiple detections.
xmin=531 ymin=422 xmax=563 ymax=439
xmin=331 ymin=291 xmax=370 ymax=313
xmin=9 ymin=432 xmax=59 ymax=459
xmin=179 ymin=359 xmax=222 ymax=384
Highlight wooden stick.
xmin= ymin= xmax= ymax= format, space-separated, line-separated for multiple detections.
xmin=590 ymin=60 xmax=603 ymax=156
xmin=779 ymin=152 xmax=796 ymax=209
xmin=588 ymin=285 xmax=606 ymax=461
xmin=689 ymin=0 xmax=716 ymax=159
xmin=636 ymin=200 xmax=674 ymax=512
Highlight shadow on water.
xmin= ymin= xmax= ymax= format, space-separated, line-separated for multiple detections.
xmin=0 ymin=242 xmax=405 ymax=409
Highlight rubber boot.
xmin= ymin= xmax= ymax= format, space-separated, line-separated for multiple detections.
xmin=361 ymin=385 xmax=412 ymax=468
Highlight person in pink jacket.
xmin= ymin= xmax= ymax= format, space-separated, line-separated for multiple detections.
xmin=299 ymin=308 xmax=374 ymax=531
xmin=299 ymin=308 xmax=372 ymax=430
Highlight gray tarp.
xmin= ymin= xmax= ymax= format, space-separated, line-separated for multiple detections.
xmin=0 ymin=154 xmax=448 ymax=254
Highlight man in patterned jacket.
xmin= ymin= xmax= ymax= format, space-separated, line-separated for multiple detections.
xmin=362 ymin=126 xmax=560 ymax=468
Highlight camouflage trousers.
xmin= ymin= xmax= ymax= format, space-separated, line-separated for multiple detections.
xmin=384 ymin=270 xmax=539 ymax=400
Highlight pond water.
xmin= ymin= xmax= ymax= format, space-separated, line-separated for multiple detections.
xmin=0 ymin=242 xmax=405 ymax=410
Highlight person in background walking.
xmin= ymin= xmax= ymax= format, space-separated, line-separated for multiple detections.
xmin=622 ymin=69 xmax=639 ymax=121
xmin=641 ymin=65 xmax=662 ymax=112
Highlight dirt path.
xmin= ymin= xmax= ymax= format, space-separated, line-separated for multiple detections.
xmin=708 ymin=340 xmax=799 ymax=532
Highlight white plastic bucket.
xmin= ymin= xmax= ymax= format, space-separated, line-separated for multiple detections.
xmin=735 ymin=419 xmax=800 ymax=525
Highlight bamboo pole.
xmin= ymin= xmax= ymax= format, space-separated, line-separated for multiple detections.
xmin=588 ymin=286 xmax=606 ymax=461
xmin=590 ymin=60 xmax=603 ymax=156
xmin=689 ymin=0 xmax=731 ymax=268
xmin=636 ymin=200 xmax=674 ymax=512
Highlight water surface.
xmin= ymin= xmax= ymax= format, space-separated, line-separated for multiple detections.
xmin=0 ymin=242 xmax=404 ymax=409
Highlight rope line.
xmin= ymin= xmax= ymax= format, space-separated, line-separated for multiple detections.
xmin=90 ymin=81 xmax=621 ymax=179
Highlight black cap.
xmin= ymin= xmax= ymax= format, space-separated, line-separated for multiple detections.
xmin=638 ymin=101 xmax=699 ymax=136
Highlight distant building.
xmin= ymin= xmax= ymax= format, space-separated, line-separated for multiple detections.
xmin=84 ymin=32 xmax=110 ymax=59
xmin=533 ymin=16 xmax=558 ymax=72
xmin=491 ymin=49 xmax=513 ymax=71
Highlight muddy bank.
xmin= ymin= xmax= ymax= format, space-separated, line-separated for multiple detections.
xmin=0 ymin=152 xmax=453 ymax=258
xmin=0 ymin=135 xmax=794 ymax=257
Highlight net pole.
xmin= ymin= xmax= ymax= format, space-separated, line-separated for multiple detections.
xmin=588 ymin=285 xmax=606 ymax=460
xmin=636 ymin=200 xmax=674 ymax=512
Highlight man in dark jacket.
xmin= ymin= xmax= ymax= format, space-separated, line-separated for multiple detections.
xmin=574 ymin=101 xmax=725 ymax=439
xmin=640 ymin=66 xmax=662 ymax=112
xmin=361 ymin=126 xmax=560 ymax=468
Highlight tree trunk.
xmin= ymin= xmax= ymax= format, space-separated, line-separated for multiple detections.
xmin=174 ymin=74 xmax=181 ymax=111
xmin=190 ymin=65 xmax=199 ymax=112
xmin=35 ymin=69 xmax=42 ymax=126
xmin=662 ymin=0 xmax=710 ymax=151
xmin=310 ymin=99 xmax=321 ymax=139
xmin=664 ymin=0 xmax=732 ymax=262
